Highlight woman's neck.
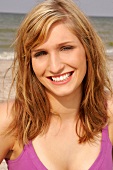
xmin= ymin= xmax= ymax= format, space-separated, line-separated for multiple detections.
xmin=47 ymin=90 xmax=82 ymax=121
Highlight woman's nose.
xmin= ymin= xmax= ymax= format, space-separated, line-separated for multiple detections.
xmin=48 ymin=52 xmax=64 ymax=74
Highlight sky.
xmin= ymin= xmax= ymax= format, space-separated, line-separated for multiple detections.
xmin=0 ymin=0 xmax=113 ymax=17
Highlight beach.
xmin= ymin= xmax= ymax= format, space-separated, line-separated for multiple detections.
xmin=0 ymin=60 xmax=14 ymax=102
xmin=108 ymin=56 xmax=113 ymax=86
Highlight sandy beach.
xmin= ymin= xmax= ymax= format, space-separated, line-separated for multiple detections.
xmin=0 ymin=60 xmax=14 ymax=102
xmin=0 ymin=57 xmax=113 ymax=169
xmin=107 ymin=56 xmax=113 ymax=85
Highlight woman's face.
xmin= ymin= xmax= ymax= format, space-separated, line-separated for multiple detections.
xmin=31 ymin=22 xmax=87 ymax=98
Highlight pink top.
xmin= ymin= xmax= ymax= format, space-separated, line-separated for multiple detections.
xmin=6 ymin=126 xmax=112 ymax=170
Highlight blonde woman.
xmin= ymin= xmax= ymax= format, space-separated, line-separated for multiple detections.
xmin=0 ymin=0 xmax=113 ymax=169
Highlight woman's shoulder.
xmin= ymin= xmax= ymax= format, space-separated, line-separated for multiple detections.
xmin=0 ymin=100 xmax=14 ymax=129
xmin=0 ymin=100 xmax=16 ymax=162
xmin=107 ymin=94 xmax=113 ymax=145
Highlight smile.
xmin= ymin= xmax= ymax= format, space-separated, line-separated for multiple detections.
xmin=50 ymin=72 xmax=73 ymax=82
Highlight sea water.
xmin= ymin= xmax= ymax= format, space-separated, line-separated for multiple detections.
xmin=0 ymin=12 xmax=113 ymax=60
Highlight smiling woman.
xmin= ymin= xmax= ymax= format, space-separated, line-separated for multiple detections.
xmin=0 ymin=0 xmax=113 ymax=170
xmin=31 ymin=22 xmax=86 ymax=97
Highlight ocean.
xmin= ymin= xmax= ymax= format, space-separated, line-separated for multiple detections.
xmin=0 ymin=12 xmax=113 ymax=60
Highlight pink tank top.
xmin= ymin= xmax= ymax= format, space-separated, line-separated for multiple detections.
xmin=6 ymin=126 xmax=113 ymax=170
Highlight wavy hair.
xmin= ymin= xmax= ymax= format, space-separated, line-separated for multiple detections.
xmin=8 ymin=0 xmax=112 ymax=143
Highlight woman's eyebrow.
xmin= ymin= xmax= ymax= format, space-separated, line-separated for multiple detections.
xmin=31 ymin=41 xmax=75 ymax=52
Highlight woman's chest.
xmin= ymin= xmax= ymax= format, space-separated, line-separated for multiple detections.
xmin=32 ymin=132 xmax=102 ymax=170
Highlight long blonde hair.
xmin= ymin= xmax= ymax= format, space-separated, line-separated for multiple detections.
xmin=9 ymin=0 xmax=112 ymax=143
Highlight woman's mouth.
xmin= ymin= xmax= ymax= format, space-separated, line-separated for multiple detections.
xmin=49 ymin=72 xmax=73 ymax=82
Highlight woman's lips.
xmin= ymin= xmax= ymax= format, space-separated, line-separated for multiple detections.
xmin=48 ymin=71 xmax=74 ymax=82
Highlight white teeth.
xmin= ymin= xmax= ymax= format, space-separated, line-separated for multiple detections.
xmin=51 ymin=73 xmax=71 ymax=82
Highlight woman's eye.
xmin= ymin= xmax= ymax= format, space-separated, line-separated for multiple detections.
xmin=61 ymin=46 xmax=74 ymax=51
xmin=34 ymin=51 xmax=47 ymax=57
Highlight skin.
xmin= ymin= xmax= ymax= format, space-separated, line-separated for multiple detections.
xmin=0 ymin=22 xmax=113 ymax=170
xmin=31 ymin=23 xmax=86 ymax=98
xmin=31 ymin=22 xmax=86 ymax=119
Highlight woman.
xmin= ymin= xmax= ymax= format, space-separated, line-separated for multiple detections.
xmin=0 ymin=0 xmax=113 ymax=169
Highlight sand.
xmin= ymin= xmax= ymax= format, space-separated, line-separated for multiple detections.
xmin=107 ymin=57 xmax=113 ymax=85
xmin=0 ymin=60 xmax=14 ymax=102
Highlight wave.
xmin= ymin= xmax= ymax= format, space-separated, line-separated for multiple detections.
xmin=106 ymin=48 xmax=113 ymax=56
xmin=0 ymin=28 xmax=16 ymax=33
xmin=0 ymin=52 xmax=14 ymax=60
